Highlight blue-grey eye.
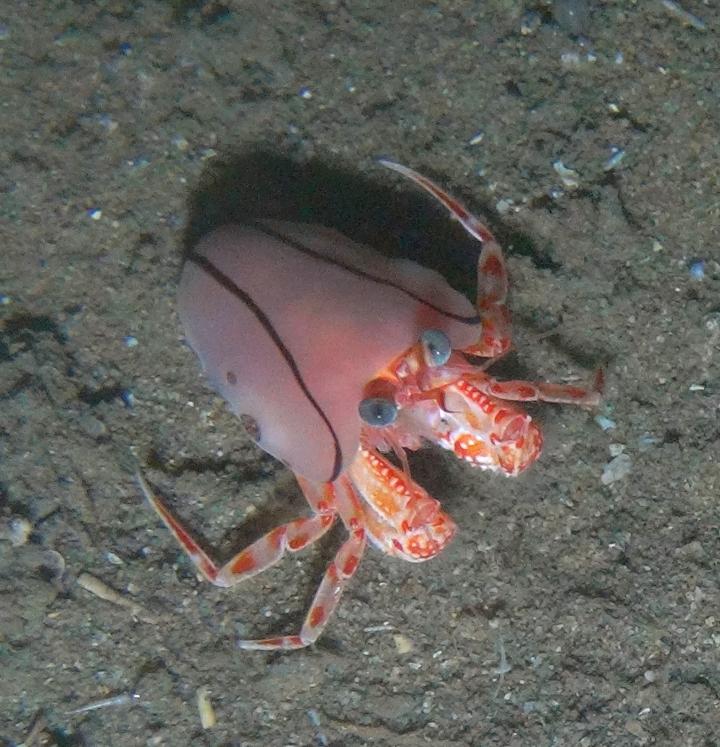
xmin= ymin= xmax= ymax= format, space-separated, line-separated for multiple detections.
xmin=358 ymin=397 xmax=398 ymax=427
xmin=421 ymin=329 xmax=451 ymax=367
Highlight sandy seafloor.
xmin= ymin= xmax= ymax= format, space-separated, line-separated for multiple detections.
xmin=1 ymin=1 xmax=719 ymax=745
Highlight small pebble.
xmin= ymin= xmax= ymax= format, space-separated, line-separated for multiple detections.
xmin=553 ymin=0 xmax=590 ymax=35
xmin=127 ymin=154 xmax=150 ymax=169
xmin=625 ymin=719 xmax=646 ymax=738
xmin=560 ymin=51 xmax=582 ymax=66
xmin=123 ymin=335 xmax=139 ymax=348
xmin=594 ymin=415 xmax=616 ymax=431
xmin=8 ymin=517 xmax=33 ymax=547
xmin=638 ymin=433 xmax=661 ymax=450
xmin=307 ymin=709 xmax=329 ymax=747
xmin=79 ymin=414 xmax=108 ymax=439
xmin=706 ymin=312 xmax=720 ymax=333
xmin=171 ymin=135 xmax=189 ymax=151
xmin=393 ymin=633 xmax=414 ymax=655
xmin=120 ymin=389 xmax=135 ymax=408
xmin=97 ymin=114 xmax=118 ymax=132
xmin=520 ymin=11 xmax=542 ymax=35
xmin=674 ymin=540 xmax=705 ymax=562
xmin=42 ymin=549 xmax=66 ymax=579
xmin=495 ymin=198 xmax=514 ymax=215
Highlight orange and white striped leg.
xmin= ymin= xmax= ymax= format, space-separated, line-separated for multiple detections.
xmin=379 ymin=160 xmax=511 ymax=358
xmin=473 ymin=367 xmax=604 ymax=407
xmin=379 ymin=160 xmax=496 ymax=246
xmin=137 ymin=472 xmax=335 ymax=589
xmin=466 ymin=239 xmax=512 ymax=358
xmin=237 ymin=476 xmax=367 ymax=650
xmin=238 ymin=520 xmax=366 ymax=650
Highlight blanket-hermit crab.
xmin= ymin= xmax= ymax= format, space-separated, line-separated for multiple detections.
xmin=138 ymin=161 xmax=601 ymax=650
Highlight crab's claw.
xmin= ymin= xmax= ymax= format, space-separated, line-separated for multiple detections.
xmin=347 ymin=445 xmax=457 ymax=562
xmin=436 ymin=379 xmax=543 ymax=476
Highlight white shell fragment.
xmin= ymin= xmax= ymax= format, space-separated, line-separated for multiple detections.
xmin=660 ymin=0 xmax=706 ymax=31
xmin=603 ymin=148 xmax=626 ymax=171
xmin=553 ymin=160 xmax=580 ymax=189
xmin=601 ymin=453 xmax=632 ymax=485
xmin=468 ymin=130 xmax=485 ymax=145
xmin=197 ymin=687 xmax=216 ymax=729
xmin=77 ymin=572 xmax=160 ymax=624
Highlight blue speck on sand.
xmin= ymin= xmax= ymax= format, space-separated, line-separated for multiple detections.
xmin=689 ymin=259 xmax=705 ymax=280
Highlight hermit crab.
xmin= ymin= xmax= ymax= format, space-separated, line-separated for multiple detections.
xmin=138 ymin=161 xmax=601 ymax=650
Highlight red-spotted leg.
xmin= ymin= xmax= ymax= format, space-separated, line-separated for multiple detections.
xmin=436 ymin=369 xmax=603 ymax=475
xmin=379 ymin=159 xmax=511 ymax=358
xmin=137 ymin=472 xmax=336 ymax=587
xmin=238 ymin=477 xmax=367 ymax=650
xmin=472 ymin=367 xmax=604 ymax=407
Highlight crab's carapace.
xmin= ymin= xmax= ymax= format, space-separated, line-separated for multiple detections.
xmin=178 ymin=220 xmax=482 ymax=483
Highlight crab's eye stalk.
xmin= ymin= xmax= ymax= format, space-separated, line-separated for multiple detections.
xmin=421 ymin=329 xmax=452 ymax=367
xmin=359 ymin=397 xmax=398 ymax=428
